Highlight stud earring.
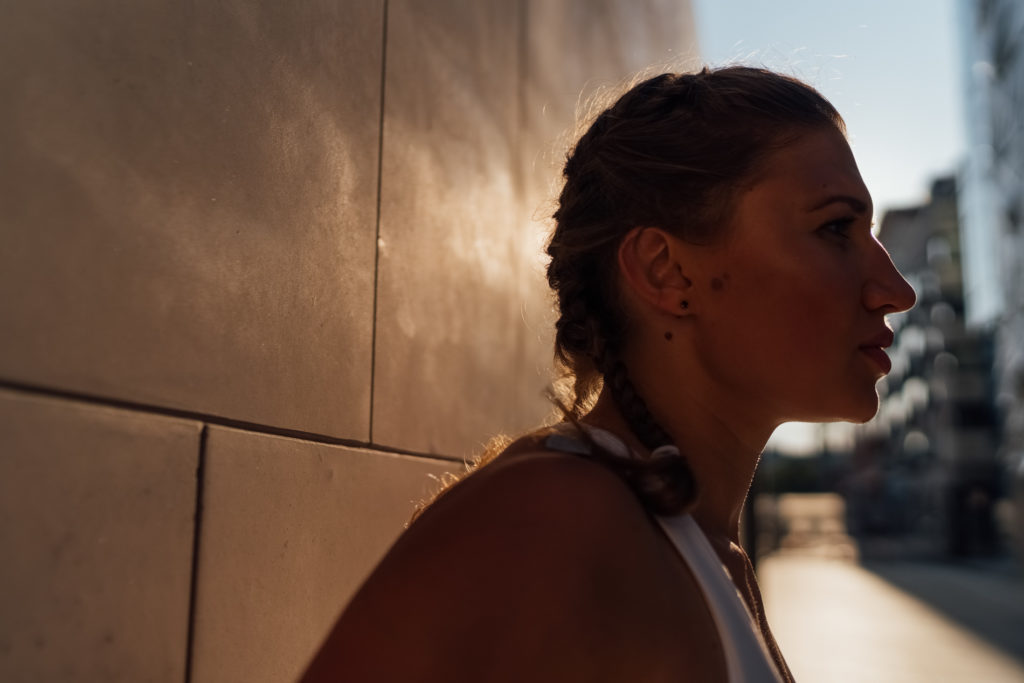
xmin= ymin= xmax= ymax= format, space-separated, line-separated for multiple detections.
xmin=680 ymin=300 xmax=689 ymax=310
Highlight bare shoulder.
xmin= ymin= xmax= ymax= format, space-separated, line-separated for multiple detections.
xmin=301 ymin=450 xmax=726 ymax=682
xmin=417 ymin=448 xmax=654 ymax=544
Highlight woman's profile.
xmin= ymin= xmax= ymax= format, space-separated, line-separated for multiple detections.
xmin=301 ymin=65 xmax=916 ymax=682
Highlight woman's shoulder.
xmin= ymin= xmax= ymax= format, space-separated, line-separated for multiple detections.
xmin=423 ymin=435 xmax=646 ymax=530
xmin=388 ymin=439 xmax=657 ymax=585
xmin=302 ymin=436 xmax=726 ymax=681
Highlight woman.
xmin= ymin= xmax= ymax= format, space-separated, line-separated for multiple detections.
xmin=301 ymin=66 xmax=916 ymax=682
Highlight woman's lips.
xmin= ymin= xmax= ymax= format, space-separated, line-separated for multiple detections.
xmin=859 ymin=346 xmax=892 ymax=373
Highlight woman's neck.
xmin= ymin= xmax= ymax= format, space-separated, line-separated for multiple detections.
xmin=582 ymin=386 xmax=769 ymax=545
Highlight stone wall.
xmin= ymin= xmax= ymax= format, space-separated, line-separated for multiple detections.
xmin=0 ymin=2 xmax=696 ymax=680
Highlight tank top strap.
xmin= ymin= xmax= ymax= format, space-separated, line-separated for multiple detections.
xmin=655 ymin=514 xmax=783 ymax=682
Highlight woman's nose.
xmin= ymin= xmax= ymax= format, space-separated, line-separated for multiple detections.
xmin=863 ymin=243 xmax=917 ymax=314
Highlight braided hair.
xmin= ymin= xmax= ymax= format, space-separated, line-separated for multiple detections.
xmin=548 ymin=66 xmax=843 ymax=515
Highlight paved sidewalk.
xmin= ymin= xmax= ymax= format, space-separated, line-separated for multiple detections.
xmin=759 ymin=552 xmax=1024 ymax=682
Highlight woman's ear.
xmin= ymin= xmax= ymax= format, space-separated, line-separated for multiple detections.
xmin=617 ymin=227 xmax=693 ymax=317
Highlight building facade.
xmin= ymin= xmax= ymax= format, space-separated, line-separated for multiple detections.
xmin=848 ymin=177 xmax=1002 ymax=557
xmin=957 ymin=0 xmax=1024 ymax=561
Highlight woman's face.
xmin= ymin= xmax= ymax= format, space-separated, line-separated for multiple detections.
xmin=688 ymin=126 xmax=916 ymax=424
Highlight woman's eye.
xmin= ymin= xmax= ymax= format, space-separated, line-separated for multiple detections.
xmin=819 ymin=217 xmax=855 ymax=240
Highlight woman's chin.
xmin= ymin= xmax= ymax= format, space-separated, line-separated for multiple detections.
xmin=839 ymin=393 xmax=882 ymax=424
xmin=792 ymin=391 xmax=880 ymax=424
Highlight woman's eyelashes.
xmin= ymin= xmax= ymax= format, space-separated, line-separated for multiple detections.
xmin=817 ymin=216 xmax=857 ymax=242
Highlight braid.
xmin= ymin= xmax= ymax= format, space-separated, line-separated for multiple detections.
xmin=601 ymin=358 xmax=674 ymax=452
xmin=549 ymin=236 xmax=698 ymax=512
xmin=594 ymin=349 xmax=698 ymax=515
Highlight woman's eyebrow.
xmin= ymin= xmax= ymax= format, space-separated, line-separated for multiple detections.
xmin=808 ymin=195 xmax=869 ymax=214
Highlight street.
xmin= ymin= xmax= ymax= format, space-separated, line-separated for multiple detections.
xmin=759 ymin=494 xmax=1024 ymax=682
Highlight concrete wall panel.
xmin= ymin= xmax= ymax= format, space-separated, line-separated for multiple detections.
xmin=189 ymin=426 xmax=453 ymax=683
xmin=0 ymin=1 xmax=384 ymax=439
xmin=0 ymin=388 xmax=201 ymax=683
xmin=372 ymin=0 xmax=553 ymax=457
xmin=522 ymin=0 xmax=699 ymax=210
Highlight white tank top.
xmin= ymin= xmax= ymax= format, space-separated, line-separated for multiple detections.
xmin=544 ymin=425 xmax=784 ymax=683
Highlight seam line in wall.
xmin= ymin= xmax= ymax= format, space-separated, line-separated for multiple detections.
xmin=183 ymin=424 xmax=208 ymax=683
xmin=0 ymin=379 xmax=459 ymax=462
xmin=516 ymin=0 xmax=527 ymax=202
xmin=367 ymin=0 xmax=389 ymax=445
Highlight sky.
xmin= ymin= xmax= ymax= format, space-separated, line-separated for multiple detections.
xmin=692 ymin=0 xmax=968 ymax=454
xmin=693 ymin=0 xmax=966 ymax=219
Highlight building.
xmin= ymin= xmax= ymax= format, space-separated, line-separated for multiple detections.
xmin=848 ymin=177 xmax=1001 ymax=557
xmin=956 ymin=0 xmax=1024 ymax=561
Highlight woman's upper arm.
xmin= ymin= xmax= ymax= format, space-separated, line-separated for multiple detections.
xmin=299 ymin=453 xmax=721 ymax=682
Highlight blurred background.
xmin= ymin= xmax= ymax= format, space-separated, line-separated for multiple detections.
xmin=698 ymin=2 xmax=1024 ymax=680
xmin=0 ymin=0 xmax=1021 ymax=681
